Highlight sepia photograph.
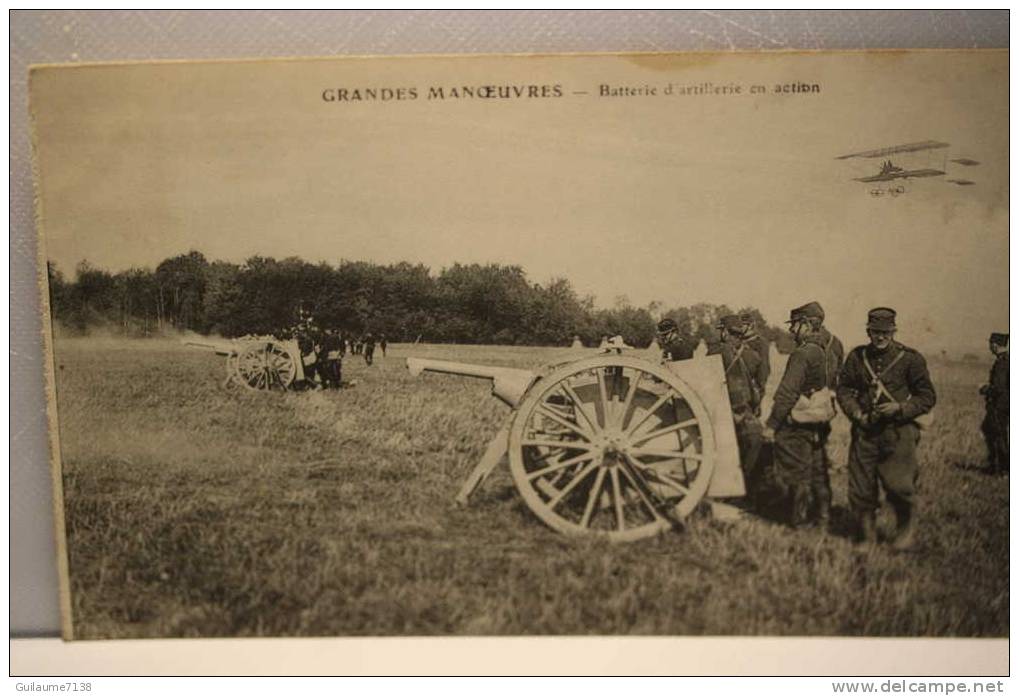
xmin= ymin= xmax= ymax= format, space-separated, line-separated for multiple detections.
xmin=30 ymin=49 xmax=1007 ymax=642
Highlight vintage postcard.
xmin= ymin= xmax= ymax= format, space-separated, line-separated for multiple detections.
xmin=31 ymin=50 xmax=1007 ymax=643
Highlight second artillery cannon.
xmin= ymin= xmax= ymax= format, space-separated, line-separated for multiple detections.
xmin=407 ymin=350 xmax=745 ymax=542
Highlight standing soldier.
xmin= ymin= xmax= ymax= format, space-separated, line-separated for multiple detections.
xmin=363 ymin=332 xmax=376 ymax=366
xmin=980 ymin=333 xmax=1008 ymax=476
xmin=740 ymin=313 xmax=771 ymax=408
xmin=379 ymin=333 xmax=388 ymax=358
xmin=319 ymin=327 xmax=344 ymax=389
xmin=709 ymin=315 xmax=764 ymax=505
xmin=837 ymin=308 xmax=936 ymax=548
xmin=762 ymin=302 xmax=843 ymax=529
xmin=656 ymin=318 xmax=694 ymax=362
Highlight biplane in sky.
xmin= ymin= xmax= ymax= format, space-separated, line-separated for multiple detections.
xmin=836 ymin=139 xmax=980 ymax=196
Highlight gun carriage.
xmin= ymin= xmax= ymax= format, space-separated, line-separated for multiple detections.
xmin=407 ymin=350 xmax=745 ymax=542
xmin=185 ymin=336 xmax=308 ymax=391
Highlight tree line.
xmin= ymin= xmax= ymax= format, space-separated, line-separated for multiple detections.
xmin=46 ymin=251 xmax=794 ymax=351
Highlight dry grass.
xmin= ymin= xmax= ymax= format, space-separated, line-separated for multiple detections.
xmin=53 ymin=337 xmax=1008 ymax=638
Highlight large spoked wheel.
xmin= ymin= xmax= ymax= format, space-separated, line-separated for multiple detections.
xmin=508 ymin=355 xmax=716 ymax=542
xmin=234 ymin=340 xmax=298 ymax=391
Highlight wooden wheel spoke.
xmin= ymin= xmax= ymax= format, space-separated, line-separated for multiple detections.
xmin=617 ymin=370 xmax=643 ymax=430
xmin=526 ymin=451 xmax=595 ymax=481
xmin=625 ymin=453 xmax=691 ymax=497
xmin=617 ymin=460 xmax=665 ymax=522
xmin=596 ymin=369 xmax=610 ymax=427
xmin=521 ymin=438 xmax=593 ymax=451
xmin=610 ymin=467 xmax=626 ymax=531
xmin=558 ymin=382 xmax=600 ymax=435
xmin=625 ymin=391 xmax=673 ymax=437
xmin=629 ymin=418 xmax=699 ymax=446
xmin=580 ymin=468 xmax=607 ymax=528
xmin=630 ymin=446 xmax=703 ymax=460
xmin=536 ymin=404 xmax=595 ymax=441
xmin=547 ymin=460 xmax=599 ymax=509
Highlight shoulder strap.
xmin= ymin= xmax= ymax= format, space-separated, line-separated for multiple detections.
xmin=724 ymin=343 xmax=745 ymax=374
xmin=862 ymin=348 xmax=906 ymax=403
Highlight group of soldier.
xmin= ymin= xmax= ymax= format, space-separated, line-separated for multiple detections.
xmin=655 ymin=304 xmax=1007 ymax=549
xmin=291 ymin=310 xmax=389 ymax=388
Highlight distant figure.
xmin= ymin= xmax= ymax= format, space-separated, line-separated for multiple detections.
xmin=837 ymin=307 xmax=936 ymax=548
xmin=980 ymin=332 xmax=1009 ymax=476
xmin=570 ymin=335 xmax=584 ymax=349
xmin=363 ymin=332 xmax=376 ymax=366
xmin=656 ymin=319 xmax=693 ymax=362
xmin=693 ymin=339 xmax=708 ymax=358
xmin=597 ymin=334 xmax=610 ymax=350
xmin=379 ymin=333 xmax=388 ymax=357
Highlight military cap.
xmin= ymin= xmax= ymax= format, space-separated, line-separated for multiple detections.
xmin=786 ymin=301 xmax=825 ymax=324
xmin=990 ymin=332 xmax=1009 ymax=346
xmin=657 ymin=318 xmax=678 ymax=333
xmin=866 ymin=307 xmax=897 ymax=331
xmin=716 ymin=314 xmax=743 ymax=332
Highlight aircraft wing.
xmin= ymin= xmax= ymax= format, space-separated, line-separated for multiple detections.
xmin=854 ymin=168 xmax=944 ymax=183
xmin=838 ymin=140 xmax=949 ymax=160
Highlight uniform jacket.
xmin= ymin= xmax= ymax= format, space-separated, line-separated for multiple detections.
xmin=743 ymin=333 xmax=771 ymax=390
xmin=766 ymin=330 xmax=844 ymax=430
xmin=987 ymin=353 xmax=1008 ymax=415
xmin=708 ymin=340 xmax=763 ymax=413
xmin=836 ymin=341 xmax=936 ymax=425
xmin=662 ymin=337 xmax=694 ymax=362
xmin=320 ymin=332 xmax=344 ymax=358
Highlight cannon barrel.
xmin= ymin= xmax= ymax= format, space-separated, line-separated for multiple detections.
xmin=406 ymin=357 xmax=538 ymax=408
xmin=183 ymin=340 xmax=237 ymax=357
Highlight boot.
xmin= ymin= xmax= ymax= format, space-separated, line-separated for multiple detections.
xmin=891 ymin=500 xmax=917 ymax=551
xmin=856 ymin=510 xmax=877 ymax=544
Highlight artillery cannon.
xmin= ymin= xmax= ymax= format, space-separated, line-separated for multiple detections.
xmin=185 ymin=336 xmax=308 ymax=391
xmin=407 ymin=351 xmax=745 ymax=541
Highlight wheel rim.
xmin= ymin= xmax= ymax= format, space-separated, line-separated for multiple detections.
xmin=235 ymin=341 xmax=297 ymax=391
xmin=508 ymin=355 xmax=716 ymax=541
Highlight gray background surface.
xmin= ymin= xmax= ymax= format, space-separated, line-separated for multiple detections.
xmin=10 ymin=10 xmax=1009 ymax=637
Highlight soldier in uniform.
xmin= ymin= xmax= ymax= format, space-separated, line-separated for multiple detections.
xmin=740 ymin=313 xmax=771 ymax=408
xmin=379 ymin=333 xmax=388 ymax=358
xmin=656 ymin=318 xmax=694 ymax=362
xmin=763 ymin=302 xmax=844 ymax=529
xmin=292 ymin=310 xmax=322 ymax=389
xmin=318 ymin=327 xmax=344 ymax=389
xmin=980 ymin=332 xmax=1009 ymax=476
xmin=363 ymin=332 xmax=376 ymax=366
xmin=837 ymin=308 xmax=936 ymax=548
xmin=709 ymin=315 xmax=765 ymax=504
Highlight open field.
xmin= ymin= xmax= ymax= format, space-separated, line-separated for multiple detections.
xmin=52 ymin=337 xmax=1008 ymax=638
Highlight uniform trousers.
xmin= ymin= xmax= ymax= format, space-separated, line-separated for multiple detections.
xmin=773 ymin=423 xmax=832 ymax=524
xmin=848 ymin=421 xmax=919 ymax=513
xmin=981 ymin=408 xmax=1009 ymax=473
xmin=733 ymin=409 xmax=763 ymax=495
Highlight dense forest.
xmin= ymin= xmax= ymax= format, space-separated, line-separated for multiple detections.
xmin=46 ymin=251 xmax=793 ymax=351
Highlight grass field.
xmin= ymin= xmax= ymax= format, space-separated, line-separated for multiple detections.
xmin=53 ymin=336 xmax=1008 ymax=638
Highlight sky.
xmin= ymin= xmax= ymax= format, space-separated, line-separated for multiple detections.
xmin=31 ymin=51 xmax=1008 ymax=354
